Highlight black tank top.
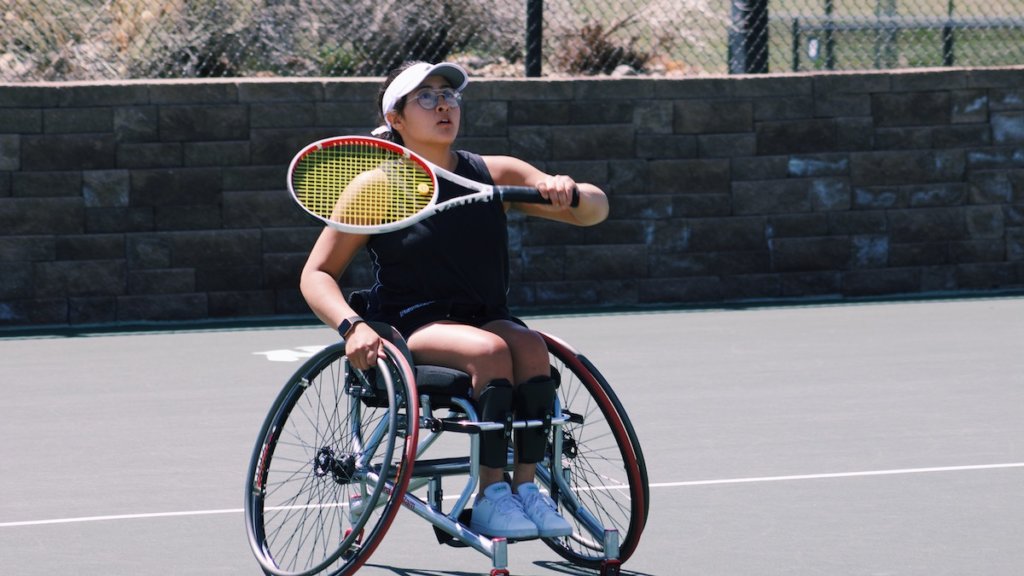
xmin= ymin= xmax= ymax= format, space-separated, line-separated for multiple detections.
xmin=361 ymin=150 xmax=510 ymax=330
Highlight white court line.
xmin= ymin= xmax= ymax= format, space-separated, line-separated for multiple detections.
xmin=3 ymin=462 xmax=1022 ymax=529
xmin=652 ymin=462 xmax=1024 ymax=489
xmin=0 ymin=508 xmax=243 ymax=528
xmin=0 ymin=502 xmax=349 ymax=528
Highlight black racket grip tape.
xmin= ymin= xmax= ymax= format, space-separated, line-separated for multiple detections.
xmin=498 ymin=186 xmax=580 ymax=207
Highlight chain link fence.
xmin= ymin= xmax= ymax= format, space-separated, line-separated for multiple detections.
xmin=2 ymin=0 xmax=1022 ymax=82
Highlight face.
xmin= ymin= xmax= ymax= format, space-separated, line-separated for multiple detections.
xmin=387 ymin=74 xmax=461 ymax=146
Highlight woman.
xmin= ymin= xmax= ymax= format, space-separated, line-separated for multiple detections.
xmin=300 ymin=61 xmax=609 ymax=539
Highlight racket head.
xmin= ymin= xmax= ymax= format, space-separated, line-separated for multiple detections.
xmin=287 ymin=136 xmax=439 ymax=234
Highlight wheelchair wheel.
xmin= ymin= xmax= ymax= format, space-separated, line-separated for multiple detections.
xmin=244 ymin=340 xmax=419 ymax=576
xmin=537 ymin=333 xmax=649 ymax=568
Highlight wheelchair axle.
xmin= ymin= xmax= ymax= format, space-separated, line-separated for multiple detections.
xmin=313 ymin=446 xmax=357 ymax=484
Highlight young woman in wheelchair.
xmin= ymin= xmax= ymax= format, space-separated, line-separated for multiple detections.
xmin=300 ymin=61 xmax=609 ymax=540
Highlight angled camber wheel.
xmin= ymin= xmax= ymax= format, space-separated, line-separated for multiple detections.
xmin=244 ymin=340 xmax=419 ymax=576
xmin=536 ymin=333 xmax=650 ymax=569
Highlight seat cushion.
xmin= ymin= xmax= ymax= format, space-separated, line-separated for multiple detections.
xmin=415 ymin=365 xmax=473 ymax=409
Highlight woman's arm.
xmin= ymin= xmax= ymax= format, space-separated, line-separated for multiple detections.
xmin=482 ymin=155 xmax=609 ymax=226
xmin=300 ymin=228 xmax=367 ymax=328
xmin=300 ymin=228 xmax=380 ymax=369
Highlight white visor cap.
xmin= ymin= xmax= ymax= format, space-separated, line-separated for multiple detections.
xmin=379 ymin=62 xmax=469 ymax=130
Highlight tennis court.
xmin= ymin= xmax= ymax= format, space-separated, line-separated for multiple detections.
xmin=1 ymin=296 xmax=1022 ymax=575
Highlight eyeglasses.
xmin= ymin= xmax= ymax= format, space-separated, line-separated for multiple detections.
xmin=411 ymin=88 xmax=462 ymax=110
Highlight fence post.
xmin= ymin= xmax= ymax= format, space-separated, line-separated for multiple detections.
xmin=825 ymin=0 xmax=836 ymax=70
xmin=791 ymin=18 xmax=802 ymax=71
xmin=942 ymin=0 xmax=956 ymax=66
xmin=526 ymin=0 xmax=543 ymax=77
xmin=728 ymin=0 xmax=769 ymax=74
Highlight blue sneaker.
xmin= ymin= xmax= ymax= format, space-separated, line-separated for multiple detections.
xmin=470 ymin=482 xmax=539 ymax=539
xmin=515 ymin=482 xmax=573 ymax=537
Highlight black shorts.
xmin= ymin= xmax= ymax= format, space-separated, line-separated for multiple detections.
xmin=352 ymin=294 xmax=514 ymax=340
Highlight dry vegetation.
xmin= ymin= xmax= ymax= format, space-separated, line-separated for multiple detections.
xmin=4 ymin=0 xmax=1011 ymax=81
xmin=1 ymin=0 xmax=524 ymax=80
xmin=0 ymin=0 xmax=722 ymax=81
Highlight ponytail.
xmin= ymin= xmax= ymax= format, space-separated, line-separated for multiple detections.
xmin=373 ymin=61 xmax=424 ymax=145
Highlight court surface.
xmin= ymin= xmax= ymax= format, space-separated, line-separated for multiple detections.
xmin=1 ymin=296 xmax=1022 ymax=575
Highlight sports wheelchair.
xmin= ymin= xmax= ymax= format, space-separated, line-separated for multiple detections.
xmin=244 ymin=322 xmax=648 ymax=576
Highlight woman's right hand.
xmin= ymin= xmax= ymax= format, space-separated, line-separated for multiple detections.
xmin=344 ymin=323 xmax=383 ymax=370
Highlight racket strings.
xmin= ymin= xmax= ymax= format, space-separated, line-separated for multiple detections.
xmin=293 ymin=141 xmax=434 ymax=227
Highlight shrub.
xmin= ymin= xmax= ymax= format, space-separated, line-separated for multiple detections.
xmin=0 ymin=0 xmax=523 ymax=80
xmin=558 ymin=20 xmax=653 ymax=75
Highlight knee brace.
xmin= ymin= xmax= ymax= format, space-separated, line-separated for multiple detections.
xmin=477 ymin=379 xmax=513 ymax=469
xmin=514 ymin=375 xmax=556 ymax=464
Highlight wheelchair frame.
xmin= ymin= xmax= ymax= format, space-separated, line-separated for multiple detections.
xmin=244 ymin=326 xmax=648 ymax=576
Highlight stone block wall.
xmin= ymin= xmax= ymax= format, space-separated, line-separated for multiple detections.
xmin=1 ymin=68 xmax=1022 ymax=328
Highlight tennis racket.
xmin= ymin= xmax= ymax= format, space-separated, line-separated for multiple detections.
xmin=287 ymin=136 xmax=578 ymax=234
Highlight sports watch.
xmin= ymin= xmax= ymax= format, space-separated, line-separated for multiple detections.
xmin=338 ymin=316 xmax=365 ymax=339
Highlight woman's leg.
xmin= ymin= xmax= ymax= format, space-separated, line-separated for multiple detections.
xmin=408 ymin=321 xmax=543 ymax=538
xmin=408 ymin=320 xmax=569 ymax=537
xmin=407 ymin=321 xmax=516 ymax=490
xmin=480 ymin=320 xmax=551 ymax=487
xmin=482 ymin=320 xmax=572 ymax=537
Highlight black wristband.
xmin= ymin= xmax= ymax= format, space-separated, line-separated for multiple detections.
xmin=338 ymin=316 xmax=364 ymax=339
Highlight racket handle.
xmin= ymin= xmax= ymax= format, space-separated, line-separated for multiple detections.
xmin=498 ymin=186 xmax=580 ymax=207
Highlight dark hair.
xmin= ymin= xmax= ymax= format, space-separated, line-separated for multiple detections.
xmin=374 ymin=61 xmax=425 ymax=145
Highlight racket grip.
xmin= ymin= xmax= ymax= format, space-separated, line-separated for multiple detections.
xmin=498 ymin=186 xmax=580 ymax=207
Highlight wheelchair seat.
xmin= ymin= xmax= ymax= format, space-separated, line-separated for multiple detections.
xmin=358 ymin=320 xmax=475 ymax=409
xmin=414 ymin=365 xmax=472 ymax=409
